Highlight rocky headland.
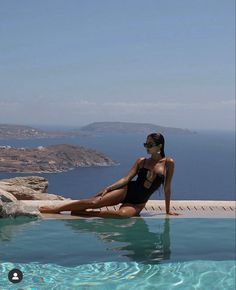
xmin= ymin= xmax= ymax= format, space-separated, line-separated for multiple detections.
xmin=0 ymin=176 xmax=71 ymax=218
xmin=0 ymin=144 xmax=116 ymax=173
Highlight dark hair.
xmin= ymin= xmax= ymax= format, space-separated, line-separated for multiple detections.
xmin=147 ymin=132 xmax=165 ymax=158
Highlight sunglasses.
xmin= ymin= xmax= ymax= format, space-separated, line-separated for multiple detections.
xmin=143 ymin=143 xmax=159 ymax=149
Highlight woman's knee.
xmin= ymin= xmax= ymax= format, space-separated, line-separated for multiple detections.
xmin=118 ymin=208 xmax=137 ymax=218
xmin=89 ymin=197 xmax=101 ymax=207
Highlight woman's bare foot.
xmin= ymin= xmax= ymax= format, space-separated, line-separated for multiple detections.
xmin=39 ymin=206 xmax=60 ymax=214
xmin=166 ymin=211 xmax=180 ymax=216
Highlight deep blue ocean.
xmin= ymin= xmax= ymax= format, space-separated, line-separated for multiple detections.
xmin=0 ymin=130 xmax=235 ymax=201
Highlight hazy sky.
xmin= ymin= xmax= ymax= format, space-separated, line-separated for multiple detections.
xmin=0 ymin=0 xmax=235 ymax=131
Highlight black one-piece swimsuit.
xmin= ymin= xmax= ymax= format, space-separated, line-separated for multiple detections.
xmin=121 ymin=159 xmax=165 ymax=204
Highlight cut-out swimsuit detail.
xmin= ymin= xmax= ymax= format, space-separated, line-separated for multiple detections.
xmin=121 ymin=158 xmax=166 ymax=204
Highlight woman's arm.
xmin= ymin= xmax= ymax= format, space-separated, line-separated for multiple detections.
xmin=97 ymin=157 xmax=144 ymax=197
xmin=164 ymin=158 xmax=179 ymax=215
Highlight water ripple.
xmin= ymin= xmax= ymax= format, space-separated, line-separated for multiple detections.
xmin=0 ymin=260 xmax=235 ymax=290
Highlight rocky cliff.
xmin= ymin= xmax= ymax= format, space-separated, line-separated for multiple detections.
xmin=0 ymin=176 xmax=71 ymax=218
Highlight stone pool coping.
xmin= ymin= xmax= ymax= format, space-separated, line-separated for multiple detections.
xmin=20 ymin=200 xmax=236 ymax=219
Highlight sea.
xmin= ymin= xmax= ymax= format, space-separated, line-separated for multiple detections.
xmin=0 ymin=130 xmax=235 ymax=201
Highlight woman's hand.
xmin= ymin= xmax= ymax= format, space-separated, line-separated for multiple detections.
xmin=100 ymin=188 xmax=109 ymax=198
xmin=95 ymin=188 xmax=110 ymax=199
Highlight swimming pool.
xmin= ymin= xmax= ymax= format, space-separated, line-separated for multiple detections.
xmin=0 ymin=217 xmax=235 ymax=289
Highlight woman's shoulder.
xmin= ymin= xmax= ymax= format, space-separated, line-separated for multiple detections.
xmin=136 ymin=157 xmax=146 ymax=167
xmin=137 ymin=157 xmax=146 ymax=162
xmin=165 ymin=157 xmax=175 ymax=171
xmin=165 ymin=156 xmax=175 ymax=164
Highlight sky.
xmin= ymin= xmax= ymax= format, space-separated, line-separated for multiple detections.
xmin=0 ymin=0 xmax=235 ymax=131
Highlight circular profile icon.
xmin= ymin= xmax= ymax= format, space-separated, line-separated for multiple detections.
xmin=8 ymin=268 xmax=23 ymax=283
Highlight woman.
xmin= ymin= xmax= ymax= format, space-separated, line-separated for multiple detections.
xmin=39 ymin=133 xmax=179 ymax=217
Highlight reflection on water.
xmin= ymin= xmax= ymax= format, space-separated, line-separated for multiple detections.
xmin=0 ymin=217 xmax=171 ymax=265
xmin=66 ymin=218 xmax=171 ymax=264
xmin=0 ymin=217 xmax=235 ymax=267
xmin=0 ymin=217 xmax=39 ymax=242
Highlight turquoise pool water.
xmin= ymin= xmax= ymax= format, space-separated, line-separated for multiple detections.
xmin=0 ymin=218 xmax=235 ymax=289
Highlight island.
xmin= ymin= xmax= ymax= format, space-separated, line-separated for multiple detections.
xmin=0 ymin=144 xmax=116 ymax=173
xmin=76 ymin=122 xmax=196 ymax=135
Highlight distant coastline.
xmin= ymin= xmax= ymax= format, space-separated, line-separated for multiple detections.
xmin=0 ymin=122 xmax=196 ymax=140
xmin=0 ymin=124 xmax=80 ymax=140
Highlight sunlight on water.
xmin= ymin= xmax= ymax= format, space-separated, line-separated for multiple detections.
xmin=0 ymin=260 xmax=235 ymax=290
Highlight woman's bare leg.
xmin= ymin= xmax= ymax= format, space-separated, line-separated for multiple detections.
xmin=39 ymin=188 xmax=127 ymax=213
xmin=71 ymin=203 xmax=145 ymax=218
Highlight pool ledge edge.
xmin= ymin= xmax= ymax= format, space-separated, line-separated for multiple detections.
xmin=19 ymin=200 xmax=236 ymax=220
